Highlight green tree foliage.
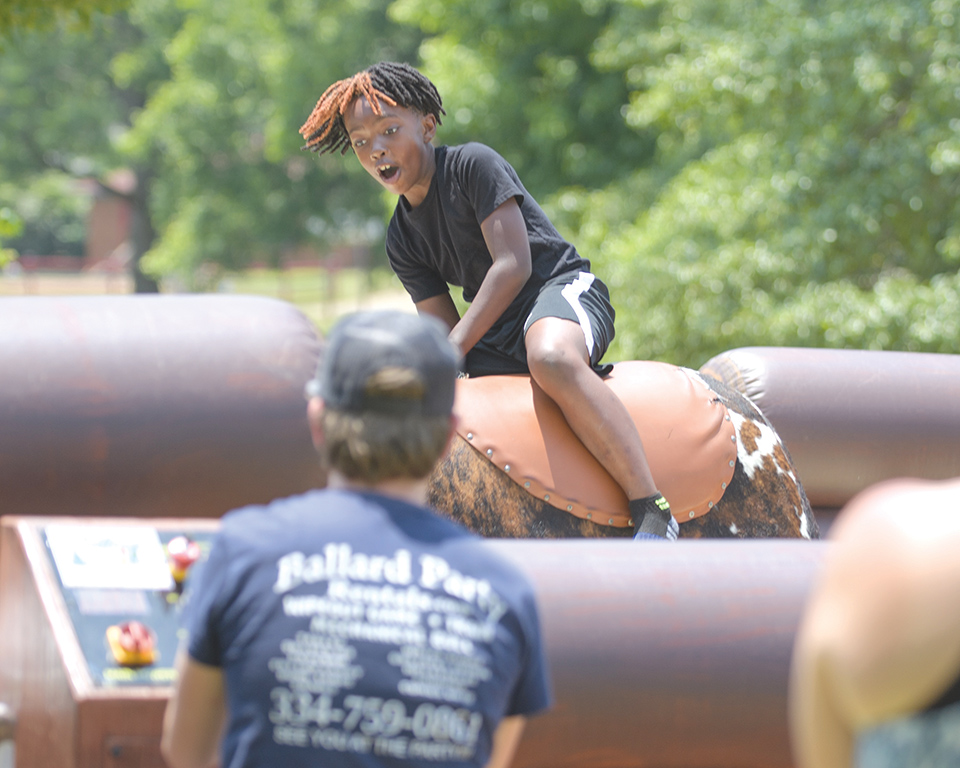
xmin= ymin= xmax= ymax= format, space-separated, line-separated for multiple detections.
xmin=0 ymin=205 xmax=21 ymax=266
xmin=582 ymin=0 xmax=960 ymax=365
xmin=0 ymin=0 xmax=128 ymax=32
xmin=0 ymin=4 xmax=182 ymax=290
xmin=0 ymin=0 xmax=420 ymax=290
xmin=0 ymin=172 xmax=91 ymax=256
xmin=128 ymin=0 xmax=421 ymax=284
xmin=390 ymin=0 xmax=656 ymax=198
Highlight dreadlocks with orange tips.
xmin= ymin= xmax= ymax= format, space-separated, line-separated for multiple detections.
xmin=299 ymin=62 xmax=445 ymax=156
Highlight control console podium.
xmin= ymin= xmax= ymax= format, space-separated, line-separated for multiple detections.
xmin=0 ymin=517 xmax=219 ymax=768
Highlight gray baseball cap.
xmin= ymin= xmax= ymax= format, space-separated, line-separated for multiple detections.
xmin=305 ymin=310 xmax=459 ymax=417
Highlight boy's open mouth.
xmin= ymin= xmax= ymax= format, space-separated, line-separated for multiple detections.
xmin=378 ymin=165 xmax=399 ymax=181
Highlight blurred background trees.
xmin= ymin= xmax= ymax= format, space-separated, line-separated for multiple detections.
xmin=583 ymin=0 xmax=960 ymax=362
xmin=1 ymin=0 xmax=958 ymax=365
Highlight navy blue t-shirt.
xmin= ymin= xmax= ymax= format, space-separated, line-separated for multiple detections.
xmin=386 ymin=143 xmax=590 ymax=351
xmin=184 ymin=489 xmax=552 ymax=768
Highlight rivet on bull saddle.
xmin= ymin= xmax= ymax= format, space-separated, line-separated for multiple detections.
xmin=454 ymin=361 xmax=737 ymax=527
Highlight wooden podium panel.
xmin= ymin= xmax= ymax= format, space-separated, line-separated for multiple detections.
xmin=0 ymin=517 xmax=219 ymax=768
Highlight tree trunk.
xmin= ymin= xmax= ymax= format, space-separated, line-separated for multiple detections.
xmin=128 ymin=169 xmax=159 ymax=294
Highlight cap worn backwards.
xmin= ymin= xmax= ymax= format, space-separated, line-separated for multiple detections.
xmin=307 ymin=310 xmax=459 ymax=417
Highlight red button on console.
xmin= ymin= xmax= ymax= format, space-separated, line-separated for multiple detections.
xmin=106 ymin=620 xmax=157 ymax=667
xmin=166 ymin=535 xmax=201 ymax=584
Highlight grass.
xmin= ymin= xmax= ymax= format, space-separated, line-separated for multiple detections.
xmin=0 ymin=265 xmax=414 ymax=337
xmin=0 ymin=271 xmax=132 ymax=295
xmin=219 ymin=266 xmax=412 ymax=335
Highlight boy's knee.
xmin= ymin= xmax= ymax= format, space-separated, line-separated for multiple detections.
xmin=526 ymin=341 xmax=581 ymax=386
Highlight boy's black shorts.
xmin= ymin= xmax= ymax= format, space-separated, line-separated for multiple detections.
xmin=464 ymin=270 xmax=616 ymax=377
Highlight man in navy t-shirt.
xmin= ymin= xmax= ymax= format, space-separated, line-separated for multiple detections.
xmin=161 ymin=310 xmax=552 ymax=768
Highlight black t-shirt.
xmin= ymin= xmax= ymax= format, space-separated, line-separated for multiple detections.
xmin=386 ymin=143 xmax=590 ymax=343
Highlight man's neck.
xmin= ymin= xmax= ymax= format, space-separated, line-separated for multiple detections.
xmin=326 ymin=471 xmax=429 ymax=507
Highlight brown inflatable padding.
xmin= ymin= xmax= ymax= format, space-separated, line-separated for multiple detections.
xmin=700 ymin=346 xmax=960 ymax=509
xmin=0 ymin=295 xmax=323 ymax=518
xmin=498 ymin=538 xmax=824 ymax=768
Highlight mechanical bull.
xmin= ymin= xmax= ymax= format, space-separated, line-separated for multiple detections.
xmin=428 ymin=361 xmax=818 ymax=540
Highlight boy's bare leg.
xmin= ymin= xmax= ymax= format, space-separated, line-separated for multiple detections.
xmin=525 ymin=317 xmax=674 ymax=537
xmin=525 ymin=317 xmax=656 ymax=498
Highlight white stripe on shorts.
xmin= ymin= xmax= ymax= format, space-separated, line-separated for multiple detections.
xmin=560 ymin=271 xmax=596 ymax=358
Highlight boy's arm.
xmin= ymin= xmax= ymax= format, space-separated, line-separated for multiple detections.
xmin=417 ymin=292 xmax=462 ymax=332
xmin=446 ymin=197 xmax=532 ymax=357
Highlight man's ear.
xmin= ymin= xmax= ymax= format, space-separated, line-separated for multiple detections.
xmin=306 ymin=397 xmax=325 ymax=451
xmin=422 ymin=113 xmax=438 ymax=143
